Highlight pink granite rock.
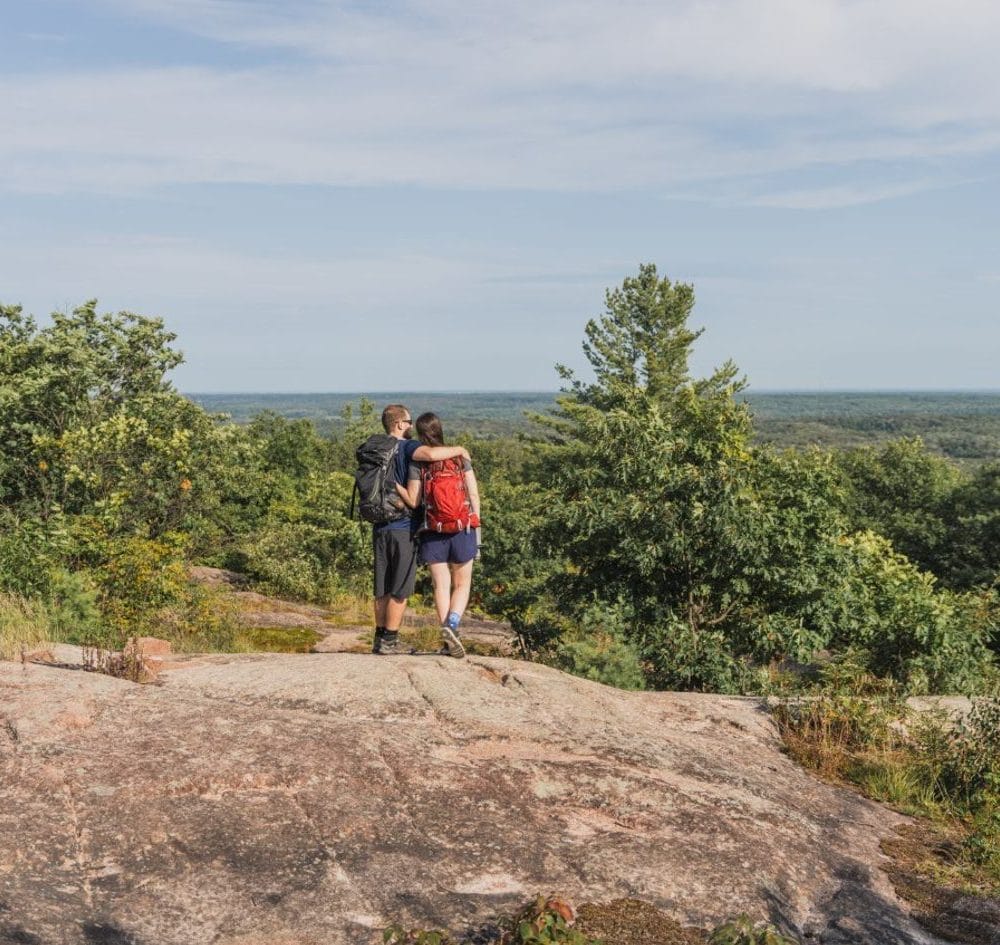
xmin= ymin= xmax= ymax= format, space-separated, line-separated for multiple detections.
xmin=0 ymin=654 xmax=951 ymax=945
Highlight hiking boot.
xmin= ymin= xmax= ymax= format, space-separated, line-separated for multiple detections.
xmin=371 ymin=628 xmax=385 ymax=654
xmin=374 ymin=630 xmax=399 ymax=655
xmin=441 ymin=626 xmax=465 ymax=659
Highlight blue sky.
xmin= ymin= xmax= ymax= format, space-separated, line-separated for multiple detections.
xmin=2 ymin=0 xmax=998 ymax=392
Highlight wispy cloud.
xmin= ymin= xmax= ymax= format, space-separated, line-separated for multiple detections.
xmin=94 ymin=0 xmax=1000 ymax=94
xmin=746 ymin=179 xmax=940 ymax=210
xmin=0 ymin=231 xmax=483 ymax=313
xmin=3 ymin=0 xmax=1000 ymax=205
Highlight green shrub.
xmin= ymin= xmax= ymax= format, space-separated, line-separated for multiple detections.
xmin=834 ymin=437 xmax=963 ymax=580
xmin=775 ymin=686 xmax=1000 ymax=888
xmin=936 ymin=697 xmax=1000 ymax=807
xmin=551 ymin=602 xmax=646 ymax=690
xmin=0 ymin=510 xmax=72 ymax=598
xmin=814 ymin=532 xmax=994 ymax=693
xmin=963 ymin=807 xmax=1000 ymax=874
xmin=44 ymin=568 xmax=104 ymax=644
xmin=237 ymin=471 xmax=369 ymax=603
xmin=239 ymin=521 xmax=338 ymax=602
xmin=555 ymin=634 xmax=646 ymax=690
xmin=637 ymin=610 xmax=754 ymax=694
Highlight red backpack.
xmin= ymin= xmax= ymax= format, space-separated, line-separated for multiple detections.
xmin=421 ymin=458 xmax=477 ymax=533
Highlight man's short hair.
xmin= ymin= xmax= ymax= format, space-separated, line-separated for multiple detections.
xmin=381 ymin=404 xmax=409 ymax=433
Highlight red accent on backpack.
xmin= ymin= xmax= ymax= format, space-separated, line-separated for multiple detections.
xmin=421 ymin=458 xmax=474 ymax=533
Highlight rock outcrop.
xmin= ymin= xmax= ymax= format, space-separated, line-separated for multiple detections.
xmin=0 ymin=653 xmax=949 ymax=945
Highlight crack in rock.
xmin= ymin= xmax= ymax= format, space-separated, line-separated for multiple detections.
xmin=61 ymin=778 xmax=95 ymax=912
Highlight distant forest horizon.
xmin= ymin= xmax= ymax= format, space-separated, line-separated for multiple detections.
xmin=189 ymin=390 xmax=1000 ymax=466
xmin=187 ymin=388 xmax=1000 ymax=395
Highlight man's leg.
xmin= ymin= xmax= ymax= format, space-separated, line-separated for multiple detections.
xmin=372 ymin=531 xmax=402 ymax=653
xmin=374 ymin=592 xmax=406 ymax=654
xmin=372 ymin=595 xmax=389 ymax=652
xmin=384 ymin=595 xmax=408 ymax=631
xmin=374 ymin=530 xmax=418 ymax=654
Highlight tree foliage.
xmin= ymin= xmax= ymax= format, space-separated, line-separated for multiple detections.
xmin=0 ymin=301 xmax=370 ymax=644
xmin=0 ymin=286 xmax=996 ymax=695
xmin=943 ymin=463 xmax=1000 ymax=591
xmin=835 ymin=438 xmax=963 ymax=578
xmin=521 ymin=265 xmax=997 ymax=692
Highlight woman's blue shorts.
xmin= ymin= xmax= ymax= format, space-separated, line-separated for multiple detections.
xmin=419 ymin=530 xmax=477 ymax=565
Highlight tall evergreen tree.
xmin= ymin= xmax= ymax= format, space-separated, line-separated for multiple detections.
xmin=544 ymin=265 xmax=783 ymax=690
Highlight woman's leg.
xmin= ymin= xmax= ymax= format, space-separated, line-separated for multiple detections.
xmin=427 ymin=561 xmax=452 ymax=623
xmin=448 ymin=559 xmax=474 ymax=620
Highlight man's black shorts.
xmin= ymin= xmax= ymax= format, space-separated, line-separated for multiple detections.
xmin=373 ymin=527 xmax=418 ymax=600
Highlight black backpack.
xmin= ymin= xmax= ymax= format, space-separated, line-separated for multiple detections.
xmin=351 ymin=434 xmax=407 ymax=524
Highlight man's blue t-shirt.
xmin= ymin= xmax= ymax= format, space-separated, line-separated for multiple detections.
xmin=374 ymin=437 xmax=421 ymax=533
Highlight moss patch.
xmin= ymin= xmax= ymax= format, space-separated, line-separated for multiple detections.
xmin=882 ymin=823 xmax=1000 ymax=945
xmin=576 ymin=899 xmax=707 ymax=945
xmin=237 ymin=626 xmax=323 ymax=653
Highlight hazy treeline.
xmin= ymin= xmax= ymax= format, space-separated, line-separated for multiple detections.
xmin=192 ymin=391 xmax=1000 ymax=465
xmin=191 ymin=391 xmax=562 ymax=436
xmin=1 ymin=273 xmax=998 ymax=695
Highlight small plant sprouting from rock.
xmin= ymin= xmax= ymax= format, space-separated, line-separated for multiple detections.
xmin=709 ymin=915 xmax=800 ymax=945
xmin=383 ymin=926 xmax=452 ymax=945
xmin=383 ymin=895 xmax=603 ymax=945
xmin=499 ymin=895 xmax=600 ymax=945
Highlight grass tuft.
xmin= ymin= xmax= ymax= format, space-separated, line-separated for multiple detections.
xmin=773 ymin=688 xmax=1000 ymax=898
xmin=0 ymin=592 xmax=52 ymax=661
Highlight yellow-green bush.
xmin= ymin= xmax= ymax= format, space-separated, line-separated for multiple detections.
xmin=0 ymin=592 xmax=52 ymax=660
xmin=93 ymin=532 xmax=190 ymax=642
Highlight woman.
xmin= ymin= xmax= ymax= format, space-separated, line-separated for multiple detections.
xmin=396 ymin=412 xmax=481 ymax=658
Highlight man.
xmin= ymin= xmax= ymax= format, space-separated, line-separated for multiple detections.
xmin=371 ymin=404 xmax=470 ymax=656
